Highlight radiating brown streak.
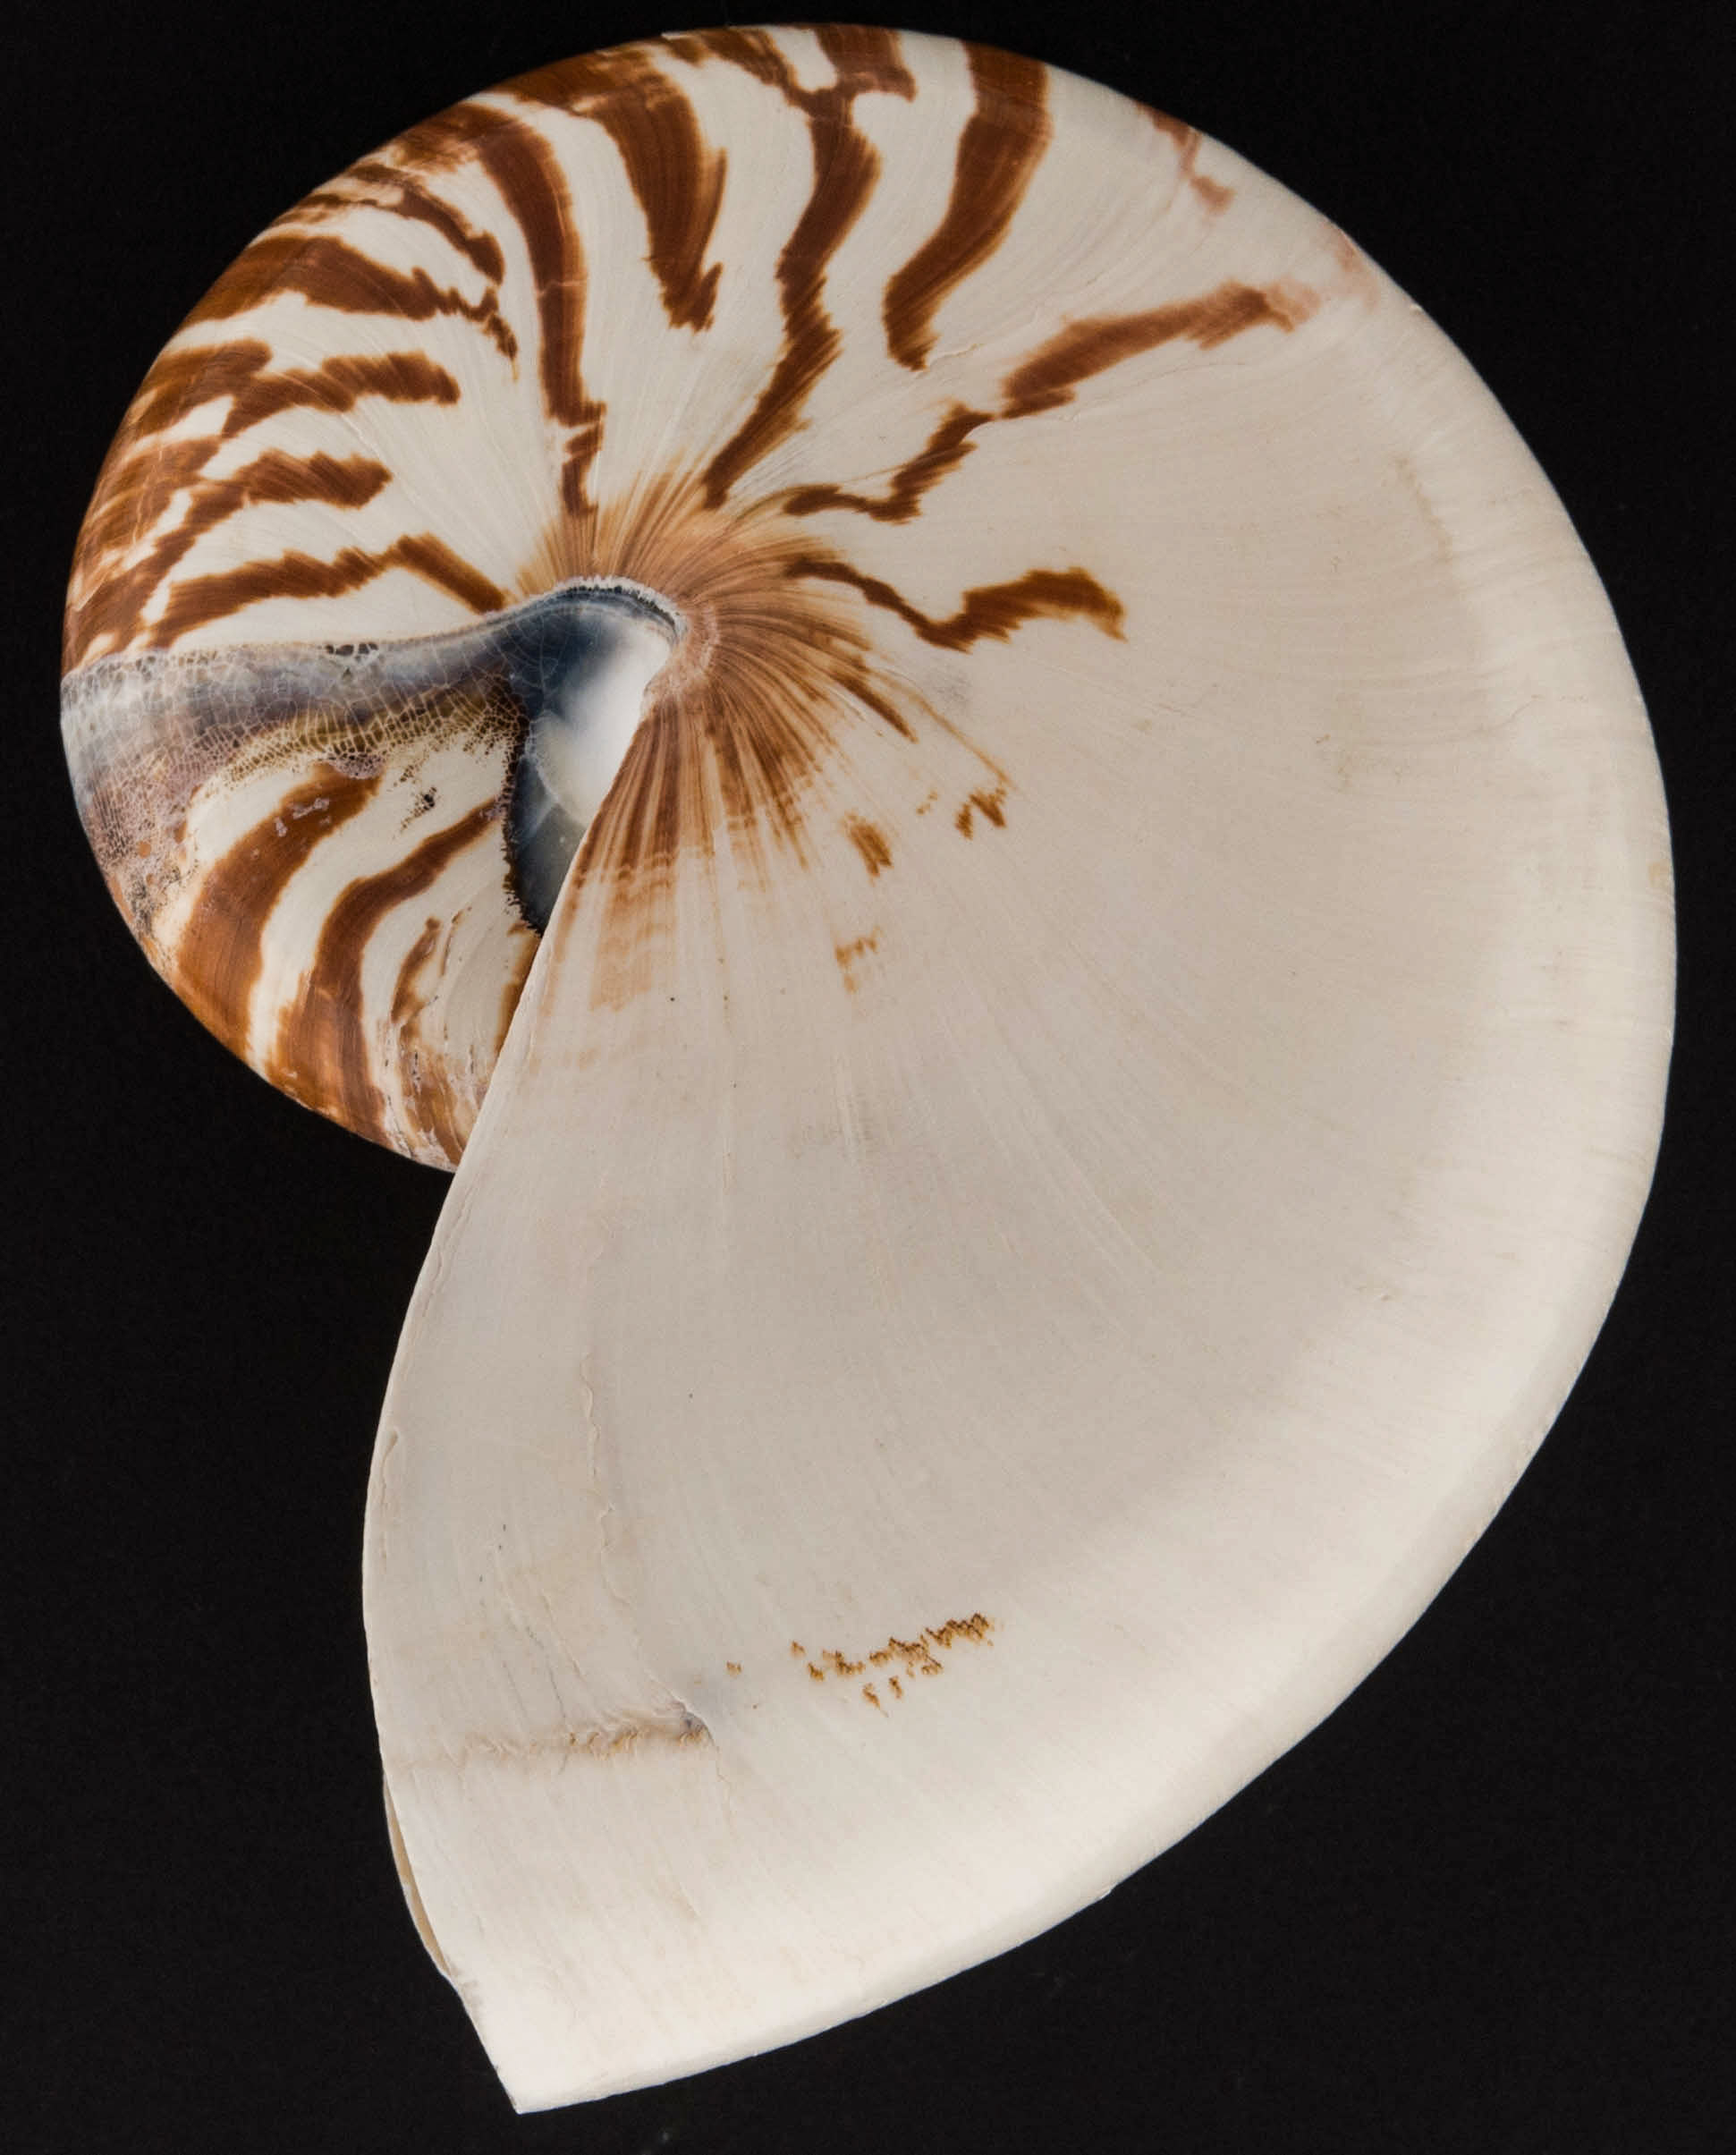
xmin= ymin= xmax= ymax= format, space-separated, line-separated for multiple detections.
xmin=782 ymin=277 xmax=1317 ymax=530
xmin=787 ymin=556 xmax=1124 ymax=651
xmin=881 ymin=45 xmax=1051 ymax=372
xmin=783 ymin=403 xmax=989 ymax=524
xmin=186 ymin=230 xmax=516 ymax=363
xmin=144 ymin=532 xmax=507 ymax=649
xmin=511 ymin=50 xmax=727 ymax=332
xmin=170 ymin=766 xmax=382 ymax=1063
xmin=67 ymin=449 xmax=393 ymax=669
xmin=305 ymin=160 xmax=508 ymax=284
xmin=388 ymin=915 xmax=468 ymax=1165
xmin=687 ymin=26 xmax=917 ymax=508
xmin=271 ymin=799 xmax=500 ymax=1149
xmin=1142 ymin=107 xmax=1235 ymax=214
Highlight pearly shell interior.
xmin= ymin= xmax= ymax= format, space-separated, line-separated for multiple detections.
xmin=61 ymin=27 xmax=1673 ymax=2112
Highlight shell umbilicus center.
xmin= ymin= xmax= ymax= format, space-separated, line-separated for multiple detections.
xmin=504 ymin=579 xmax=683 ymax=930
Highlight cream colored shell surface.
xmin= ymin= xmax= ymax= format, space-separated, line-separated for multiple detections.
xmin=60 ymin=27 xmax=1672 ymax=2114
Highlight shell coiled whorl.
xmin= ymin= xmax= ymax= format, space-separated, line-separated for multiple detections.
xmin=64 ymin=27 xmax=1342 ymax=1163
xmin=60 ymin=26 xmax=1672 ymax=2115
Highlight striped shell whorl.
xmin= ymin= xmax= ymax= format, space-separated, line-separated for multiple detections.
xmin=61 ymin=25 xmax=1359 ymax=1165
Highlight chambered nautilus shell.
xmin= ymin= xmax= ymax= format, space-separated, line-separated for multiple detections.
xmin=62 ymin=26 xmax=1672 ymax=2111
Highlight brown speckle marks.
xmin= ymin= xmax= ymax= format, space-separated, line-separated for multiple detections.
xmin=834 ymin=929 xmax=880 ymax=989
xmin=956 ymin=783 xmax=1008 ymax=838
xmin=802 ymin=1616 xmax=995 ymax=1705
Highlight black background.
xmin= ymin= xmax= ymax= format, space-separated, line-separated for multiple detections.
xmin=5 ymin=4 xmax=1730 ymax=2151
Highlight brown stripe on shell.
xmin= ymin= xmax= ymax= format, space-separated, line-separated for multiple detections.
xmin=65 ymin=348 xmax=462 ymax=669
xmin=783 ymin=278 xmax=1317 ymax=532
xmin=270 ymin=800 xmax=500 ymax=1149
xmin=882 ymin=45 xmax=1051 ymax=372
xmin=387 ymin=915 xmax=469 ymax=1166
xmin=1001 ymin=279 xmax=1319 ymax=415
xmin=169 ymin=765 xmax=382 ymax=1063
xmin=462 ymin=117 xmax=606 ymax=517
xmin=512 ymin=50 xmax=727 ymax=332
xmin=309 ymin=160 xmax=508 ymax=284
xmin=694 ymin=27 xmax=916 ymax=507
xmin=786 ymin=556 xmax=1125 ymax=651
xmin=68 ymin=449 xmax=393 ymax=669
xmin=110 ymin=339 xmax=278 ymax=445
xmin=143 ymin=532 xmax=507 ymax=649
xmin=185 ymin=230 xmax=516 ymax=363
xmin=217 ymin=350 xmax=462 ymax=439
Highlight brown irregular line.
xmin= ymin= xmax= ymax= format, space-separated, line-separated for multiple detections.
xmin=783 ymin=403 xmax=990 ymax=524
xmin=1001 ymin=279 xmax=1318 ymax=417
xmin=956 ymin=786 xmax=1008 ymax=840
xmin=882 ymin=44 xmax=1052 ymax=371
xmin=172 ymin=767 xmax=382 ymax=1065
xmin=512 ymin=51 xmax=727 ymax=331
xmin=186 ymin=230 xmax=516 ymax=362
xmin=464 ymin=117 xmax=606 ymax=514
xmin=272 ymin=801 xmax=499 ymax=1148
xmin=783 ymin=279 xmax=1312 ymax=531
xmin=697 ymin=26 xmax=916 ymax=507
xmin=68 ymin=448 xmax=393 ymax=670
xmin=1142 ymin=106 xmax=1235 ymax=214
xmin=789 ymin=556 xmax=1124 ymax=652
xmin=145 ymin=531 xmax=507 ymax=650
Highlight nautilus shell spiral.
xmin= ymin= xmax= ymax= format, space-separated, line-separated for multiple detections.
xmin=62 ymin=26 xmax=1672 ymax=2111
